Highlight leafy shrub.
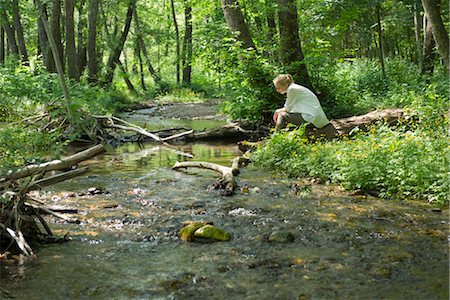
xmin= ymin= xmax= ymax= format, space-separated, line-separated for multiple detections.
xmin=252 ymin=94 xmax=449 ymax=205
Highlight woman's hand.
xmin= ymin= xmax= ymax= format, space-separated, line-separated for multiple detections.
xmin=273 ymin=108 xmax=286 ymax=123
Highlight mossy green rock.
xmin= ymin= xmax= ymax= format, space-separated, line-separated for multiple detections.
xmin=178 ymin=222 xmax=206 ymax=241
xmin=193 ymin=225 xmax=231 ymax=241
xmin=268 ymin=230 xmax=295 ymax=243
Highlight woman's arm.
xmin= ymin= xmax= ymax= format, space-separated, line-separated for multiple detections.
xmin=273 ymin=107 xmax=287 ymax=123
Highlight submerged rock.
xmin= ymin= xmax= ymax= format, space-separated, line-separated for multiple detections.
xmin=178 ymin=221 xmax=231 ymax=242
xmin=267 ymin=230 xmax=295 ymax=243
xmin=193 ymin=225 xmax=231 ymax=241
xmin=178 ymin=222 xmax=208 ymax=242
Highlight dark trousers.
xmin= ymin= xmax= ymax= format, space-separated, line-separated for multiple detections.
xmin=275 ymin=112 xmax=306 ymax=130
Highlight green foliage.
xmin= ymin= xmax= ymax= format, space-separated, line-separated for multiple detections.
xmin=156 ymin=87 xmax=206 ymax=103
xmin=0 ymin=126 xmax=66 ymax=174
xmin=252 ymin=91 xmax=449 ymax=205
xmin=313 ymin=58 xmax=431 ymax=118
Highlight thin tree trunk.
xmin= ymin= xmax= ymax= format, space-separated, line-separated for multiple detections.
xmin=50 ymin=0 xmax=64 ymax=73
xmin=422 ymin=14 xmax=435 ymax=74
xmin=0 ymin=27 xmax=4 ymax=63
xmin=0 ymin=11 xmax=19 ymax=57
xmin=35 ymin=0 xmax=72 ymax=119
xmin=413 ymin=0 xmax=423 ymax=70
xmin=11 ymin=0 xmax=28 ymax=64
xmin=277 ymin=0 xmax=312 ymax=88
xmin=37 ymin=13 xmax=55 ymax=71
xmin=265 ymin=0 xmax=277 ymax=59
xmin=104 ymin=0 xmax=135 ymax=86
xmin=87 ymin=0 xmax=99 ymax=83
xmin=77 ymin=0 xmax=87 ymax=76
xmin=134 ymin=8 xmax=162 ymax=84
xmin=421 ymin=0 xmax=449 ymax=72
xmin=376 ymin=4 xmax=386 ymax=78
xmin=182 ymin=2 xmax=192 ymax=86
xmin=220 ymin=0 xmax=255 ymax=50
xmin=136 ymin=39 xmax=146 ymax=90
xmin=65 ymin=0 xmax=79 ymax=80
xmin=117 ymin=59 xmax=137 ymax=95
xmin=170 ymin=0 xmax=181 ymax=85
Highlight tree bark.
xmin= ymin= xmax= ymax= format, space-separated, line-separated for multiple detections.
xmin=413 ymin=0 xmax=423 ymax=70
xmin=170 ymin=0 xmax=181 ymax=85
xmin=0 ymin=11 xmax=19 ymax=57
xmin=87 ymin=0 xmax=99 ymax=83
xmin=2 ymin=144 xmax=105 ymax=182
xmin=422 ymin=13 xmax=435 ymax=74
xmin=376 ymin=4 xmax=386 ymax=78
xmin=220 ymin=0 xmax=255 ymax=50
xmin=173 ymin=161 xmax=236 ymax=195
xmin=35 ymin=0 xmax=72 ymax=118
xmin=0 ymin=27 xmax=4 ymax=63
xmin=65 ymin=0 xmax=79 ymax=80
xmin=117 ymin=59 xmax=137 ymax=95
xmin=136 ymin=38 xmax=146 ymax=90
xmin=421 ymin=0 xmax=449 ymax=72
xmin=182 ymin=2 xmax=192 ymax=85
xmin=11 ymin=0 xmax=28 ymax=64
xmin=50 ymin=0 xmax=64 ymax=72
xmin=77 ymin=0 xmax=87 ymax=76
xmin=104 ymin=0 xmax=135 ymax=86
xmin=277 ymin=0 xmax=312 ymax=88
xmin=37 ymin=13 xmax=53 ymax=70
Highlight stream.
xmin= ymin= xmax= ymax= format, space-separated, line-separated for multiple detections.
xmin=1 ymin=107 xmax=448 ymax=299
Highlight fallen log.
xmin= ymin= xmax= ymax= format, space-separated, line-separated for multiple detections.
xmin=173 ymin=161 xmax=236 ymax=196
xmin=21 ymin=167 xmax=90 ymax=194
xmin=2 ymin=144 xmax=105 ymax=182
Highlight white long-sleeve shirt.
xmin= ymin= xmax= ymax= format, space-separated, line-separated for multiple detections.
xmin=284 ymin=83 xmax=330 ymax=128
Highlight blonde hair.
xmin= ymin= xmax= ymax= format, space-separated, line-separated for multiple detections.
xmin=273 ymin=74 xmax=293 ymax=87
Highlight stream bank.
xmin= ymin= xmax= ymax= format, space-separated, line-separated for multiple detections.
xmin=1 ymin=101 xmax=448 ymax=299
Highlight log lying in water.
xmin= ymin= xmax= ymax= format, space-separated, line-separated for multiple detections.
xmin=0 ymin=144 xmax=106 ymax=257
xmin=173 ymin=161 xmax=236 ymax=196
xmin=2 ymin=144 xmax=105 ymax=183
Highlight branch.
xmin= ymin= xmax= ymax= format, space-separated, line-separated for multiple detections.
xmin=3 ymin=144 xmax=105 ymax=182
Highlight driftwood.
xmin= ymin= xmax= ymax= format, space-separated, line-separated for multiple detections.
xmin=2 ymin=144 xmax=105 ymax=182
xmin=173 ymin=161 xmax=236 ymax=196
xmin=1 ymin=144 xmax=105 ymax=257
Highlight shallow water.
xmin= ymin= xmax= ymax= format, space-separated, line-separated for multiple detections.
xmin=1 ymin=141 xmax=448 ymax=299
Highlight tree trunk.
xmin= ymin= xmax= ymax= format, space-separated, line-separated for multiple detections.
xmin=77 ymin=0 xmax=87 ymax=76
xmin=0 ymin=27 xmax=4 ymax=63
xmin=265 ymin=0 xmax=277 ymax=59
xmin=37 ymin=11 xmax=55 ymax=72
xmin=11 ymin=0 xmax=28 ymax=64
xmin=413 ymin=0 xmax=423 ymax=70
xmin=170 ymin=0 xmax=181 ymax=85
xmin=50 ymin=0 xmax=64 ymax=73
xmin=104 ymin=0 xmax=135 ymax=86
xmin=35 ymin=0 xmax=72 ymax=119
xmin=277 ymin=0 xmax=312 ymax=88
xmin=422 ymin=14 xmax=435 ymax=74
xmin=136 ymin=39 xmax=146 ymax=90
xmin=182 ymin=2 xmax=192 ymax=86
xmin=0 ymin=11 xmax=19 ymax=57
xmin=134 ymin=8 xmax=162 ymax=85
xmin=220 ymin=0 xmax=255 ymax=50
xmin=421 ymin=0 xmax=449 ymax=72
xmin=65 ymin=0 xmax=79 ymax=80
xmin=376 ymin=4 xmax=386 ymax=78
xmin=87 ymin=0 xmax=99 ymax=83
xmin=117 ymin=59 xmax=137 ymax=95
